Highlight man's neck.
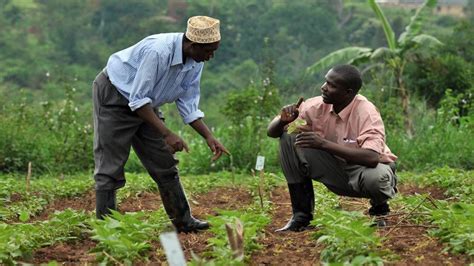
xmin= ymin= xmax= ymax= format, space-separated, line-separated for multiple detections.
xmin=333 ymin=96 xmax=355 ymax=114
xmin=182 ymin=37 xmax=190 ymax=64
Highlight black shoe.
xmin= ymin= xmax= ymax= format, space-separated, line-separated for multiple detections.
xmin=176 ymin=217 xmax=210 ymax=233
xmin=275 ymin=181 xmax=314 ymax=232
xmin=275 ymin=217 xmax=311 ymax=232
xmin=369 ymin=202 xmax=390 ymax=216
xmin=96 ymin=190 xmax=117 ymax=219
xmin=369 ymin=202 xmax=390 ymax=227
xmin=157 ymin=174 xmax=210 ymax=233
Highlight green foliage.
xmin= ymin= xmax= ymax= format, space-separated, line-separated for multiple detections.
xmin=0 ymin=173 xmax=92 ymax=221
xmin=391 ymin=194 xmax=474 ymax=257
xmin=430 ymin=202 xmax=474 ymax=256
xmin=0 ymin=0 xmax=472 ymax=177
xmin=198 ymin=209 xmax=270 ymax=264
xmin=0 ymin=209 xmax=89 ymax=265
xmin=400 ymin=167 xmax=474 ymax=203
xmin=408 ymin=53 xmax=473 ymax=107
xmin=311 ymin=209 xmax=384 ymax=264
xmin=89 ymin=210 xmax=168 ymax=265
xmin=385 ymin=90 xmax=474 ymax=171
xmin=0 ymin=88 xmax=93 ymax=173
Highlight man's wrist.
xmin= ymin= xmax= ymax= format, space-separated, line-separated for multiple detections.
xmin=320 ymin=138 xmax=330 ymax=150
xmin=161 ymin=129 xmax=173 ymax=138
xmin=278 ymin=117 xmax=290 ymax=127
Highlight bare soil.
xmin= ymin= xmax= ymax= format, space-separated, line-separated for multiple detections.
xmin=29 ymin=185 xmax=253 ymax=264
xmin=250 ymin=186 xmax=320 ymax=265
xmin=24 ymin=182 xmax=472 ymax=265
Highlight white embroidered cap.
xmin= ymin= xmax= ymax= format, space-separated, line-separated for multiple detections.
xmin=185 ymin=16 xmax=220 ymax=43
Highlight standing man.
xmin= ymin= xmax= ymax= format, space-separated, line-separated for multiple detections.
xmin=267 ymin=65 xmax=397 ymax=231
xmin=92 ymin=16 xmax=229 ymax=233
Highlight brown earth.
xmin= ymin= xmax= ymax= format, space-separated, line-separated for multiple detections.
xmin=30 ymin=190 xmax=96 ymax=222
xmin=250 ymin=186 xmax=320 ymax=265
xmin=251 ymin=184 xmax=471 ymax=265
xmin=19 ymin=182 xmax=473 ymax=265
xmin=29 ymin=185 xmax=253 ymax=264
xmin=398 ymin=183 xmax=447 ymax=200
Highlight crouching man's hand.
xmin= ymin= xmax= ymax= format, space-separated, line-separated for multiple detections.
xmin=294 ymin=131 xmax=327 ymax=149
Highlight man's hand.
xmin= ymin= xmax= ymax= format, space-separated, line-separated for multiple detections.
xmin=206 ymin=136 xmax=230 ymax=161
xmin=164 ymin=132 xmax=189 ymax=153
xmin=295 ymin=131 xmax=327 ymax=149
xmin=280 ymin=97 xmax=304 ymax=123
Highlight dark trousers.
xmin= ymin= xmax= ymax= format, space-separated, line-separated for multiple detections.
xmin=92 ymin=71 xmax=178 ymax=190
xmin=279 ymin=133 xmax=397 ymax=206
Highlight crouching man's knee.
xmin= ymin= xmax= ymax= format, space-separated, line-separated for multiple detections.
xmin=360 ymin=164 xmax=397 ymax=205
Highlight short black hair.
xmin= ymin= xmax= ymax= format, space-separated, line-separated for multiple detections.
xmin=331 ymin=64 xmax=362 ymax=93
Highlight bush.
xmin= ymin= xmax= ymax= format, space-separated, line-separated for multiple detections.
xmin=0 ymin=88 xmax=93 ymax=173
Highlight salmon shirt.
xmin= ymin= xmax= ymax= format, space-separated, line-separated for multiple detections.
xmin=299 ymin=95 xmax=397 ymax=163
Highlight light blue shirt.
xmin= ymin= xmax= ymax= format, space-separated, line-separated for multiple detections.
xmin=106 ymin=33 xmax=205 ymax=124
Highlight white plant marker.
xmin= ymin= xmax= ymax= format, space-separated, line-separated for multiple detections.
xmin=159 ymin=231 xmax=186 ymax=266
xmin=255 ymin=156 xmax=266 ymax=208
xmin=255 ymin=155 xmax=265 ymax=171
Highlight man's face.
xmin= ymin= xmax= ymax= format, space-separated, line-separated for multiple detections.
xmin=320 ymin=69 xmax=351 ymax=105
xmin=190 ymin=41 xmax=220 ymax=62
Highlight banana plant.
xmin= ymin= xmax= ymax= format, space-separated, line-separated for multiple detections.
xmin=307 ymin=0 xmax=442 ymax=136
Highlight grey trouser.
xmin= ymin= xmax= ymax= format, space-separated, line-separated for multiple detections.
xmin=279 ymin=133 xmax=397 ymax=206
xmin=92 ymin=71 xmax=178 ymax=191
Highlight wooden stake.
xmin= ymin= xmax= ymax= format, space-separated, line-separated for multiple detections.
xmin=225 ymin=219 xmax=244 ymax=260
xmin=258 ymin=169 xmax=265 ymax=209
xmin=26 ymin=162 xmax=31 ymax=193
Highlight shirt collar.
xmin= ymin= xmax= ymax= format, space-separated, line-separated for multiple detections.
xmin=171 ymin=34 xmax=184 ymax=66
xmin=330 ymin=95 xmax=358 ymax=122
xmin=171 ymin=33 xmax=197 ymax=71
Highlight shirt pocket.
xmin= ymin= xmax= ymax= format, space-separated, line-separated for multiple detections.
xmin=342 ymin=137 xmax=359 ymax=148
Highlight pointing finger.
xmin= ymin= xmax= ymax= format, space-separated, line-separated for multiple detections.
xmin=295 ymin=97 xmax=304 ymax=108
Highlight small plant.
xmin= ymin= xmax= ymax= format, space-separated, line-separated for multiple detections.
xmin=311 ymin=209 xmax=385 ymax=264
xmin=200 ymin=209 xmax=270 ymax=264
xmin=430 ymin=202 xmax=474 ymax=256
xmin=0 ymin=209 xmax=89 ymax=265
xmin=89 ymin=210 xmax=168 ymax=265
xmin=400 ymin=167 xmax=474 ymax=203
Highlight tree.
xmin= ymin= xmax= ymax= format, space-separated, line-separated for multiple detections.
xmin=306 ymin=0 xmax=443 ymax=135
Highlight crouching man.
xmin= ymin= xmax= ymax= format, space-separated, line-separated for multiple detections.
xmin=267 ymin=65 xmax=397 ymax=231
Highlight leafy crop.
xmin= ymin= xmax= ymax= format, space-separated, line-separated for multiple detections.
xmin=199 ymin=209 xmax=271 ymax=265
xmin=312 ymin=209 xmax=384 ymax=264
xmin=0 ymin=209 xmax=89 ymax=265
xmin=89 ymin=210 xmax=168 ymax=265
xmin=430 ymin=202 xmax=474 ymax=256
xmin=0 ymin=174 xmax=92 ymax=221
xmin=400 ymin=167 xmax=473 ymax=203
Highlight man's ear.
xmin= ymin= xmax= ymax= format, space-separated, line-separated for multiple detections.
xmin=346 ymin=88 xmax=354 ymax=95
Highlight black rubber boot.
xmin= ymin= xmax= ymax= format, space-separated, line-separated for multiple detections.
xmin=369 ymin=202 xmax=390 ymax=227
xmin=276 ymin=180 xmax=315 ymax=232
xmin=96 ymin=190 xmax=117 ymax=219
xmin=157 ymin=174 xmax=209 ymax=233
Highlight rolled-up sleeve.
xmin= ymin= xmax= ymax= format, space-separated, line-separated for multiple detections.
xmin=128 ymin=50 xmax=159 ymax=111
xmin=176 ymin=65 xmax=204 ymax=124
xmin=356 ymin=111 xmax=386 ymax=154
